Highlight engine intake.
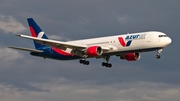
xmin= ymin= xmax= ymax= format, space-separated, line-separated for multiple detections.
xmin=86 ymin=46 xmax=103 ymax=57
xmin=120 ymin=53 xmax=141 ymax=61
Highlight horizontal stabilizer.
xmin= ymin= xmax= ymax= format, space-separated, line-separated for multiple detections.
xmin=8 ymin=46 xmax=43 ymax=53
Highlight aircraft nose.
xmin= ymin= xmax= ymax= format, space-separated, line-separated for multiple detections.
xmin=167 ymin=37 xmax=172 ymax=45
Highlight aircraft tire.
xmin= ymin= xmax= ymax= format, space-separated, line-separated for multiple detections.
xmin=156 ymin=55 xmax=161 ymax=59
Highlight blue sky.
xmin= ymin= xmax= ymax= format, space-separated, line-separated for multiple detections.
xmin=0 ymin=0 xmax=180 ymax=101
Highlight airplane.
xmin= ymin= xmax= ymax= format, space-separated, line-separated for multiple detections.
xmin=9 ymin=18 xmax=172 ymax=68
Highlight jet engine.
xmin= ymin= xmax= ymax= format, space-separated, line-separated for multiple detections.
xmin=120 ymin=52 xmax=141 ymax=61
xmin=86 ymin=46 xmax=103 ymax=57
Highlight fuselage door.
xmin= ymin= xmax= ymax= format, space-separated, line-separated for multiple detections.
xmin=147 ymin=34 xmax=151 ymax=42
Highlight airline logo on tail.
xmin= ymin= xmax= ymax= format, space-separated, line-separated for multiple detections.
xmin=27 ymin=18 xmax=49 ymax=49
xmin=37 ymin=31 xmax=45 ymax=38
xmin=29 ymin=27 xmax=45 ymax=38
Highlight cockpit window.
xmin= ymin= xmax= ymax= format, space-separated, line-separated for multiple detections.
xmin=159 ymin=35 xmax=168 ymax=37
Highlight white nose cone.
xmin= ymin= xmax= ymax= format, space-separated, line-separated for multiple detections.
xmin=167 ymin=37 xmax=172 ymax=45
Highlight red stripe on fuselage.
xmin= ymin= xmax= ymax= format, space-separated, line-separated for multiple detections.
xmin=52 ymin=48 xmax=73 ymax=56
xmin=118 ymin=37 xmax=126 ymax=47
xmin=29 ymin=26 xmax=37 ymax=37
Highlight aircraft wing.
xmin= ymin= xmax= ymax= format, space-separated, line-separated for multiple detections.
xmin=17 ymin=34 xmax=110 ymax=51
xmin=9 ymin=46 xmax=43 ymax=53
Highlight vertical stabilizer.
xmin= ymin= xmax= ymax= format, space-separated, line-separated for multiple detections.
xmin=27 ymin=18 xmax=49 ymax=49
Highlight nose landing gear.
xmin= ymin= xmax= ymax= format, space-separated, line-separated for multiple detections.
xmin=156 ymin=49 xmax=162 ymax=59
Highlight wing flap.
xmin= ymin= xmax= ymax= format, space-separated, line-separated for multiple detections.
xmin=8 ymin=46 xmax=43 ymax=53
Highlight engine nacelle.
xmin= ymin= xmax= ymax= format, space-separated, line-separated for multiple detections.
xmin=120 ymin=53 xmax=141 ymax=61
xmin=86 ymin=46 xmax=103 ymax=57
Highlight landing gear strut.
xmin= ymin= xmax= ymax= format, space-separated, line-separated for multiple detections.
xmin=102 ymin=56 xmax=112 ymax=68
xmin=79 ymin=59 xmax=90 ymax=65
xmin=156 ymin=49 xmax=162 ymax=59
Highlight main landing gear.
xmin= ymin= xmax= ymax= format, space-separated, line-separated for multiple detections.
xmin=156 ymin=49 xmax=162 ymax=59
xmin=79 ymin=56 xmax=112 ymax=68
xmin=102 ymin=62 xmax=112 ymax=68
xmin=102 ymin=56 xmax=112 ymax=68
xmin=79 ymin=59 xmax=90 ymax=65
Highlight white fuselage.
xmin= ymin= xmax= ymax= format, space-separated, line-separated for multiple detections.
xmin=65 ymin=31 xmax=171 ymax=56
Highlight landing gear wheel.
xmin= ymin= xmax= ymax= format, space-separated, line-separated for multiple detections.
xmin=156 ymin=55 xmax=161 ymax=59
xmin=102 ymin=62 xmax=106 ymax=66
xmin=108 ymin=64 xmax=112 ymax=68
xmin=79 ymin=60 xmax=90 ymax=65
xmin=106 ymin=63 xmax=112 ymax=68
xmin=102 ymin=62 xmax=112 ymax=68
xmin=86 ymin=61 xmax=90 ymax=65
xmin=79 ymin=60 xmax=83 ymax=64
